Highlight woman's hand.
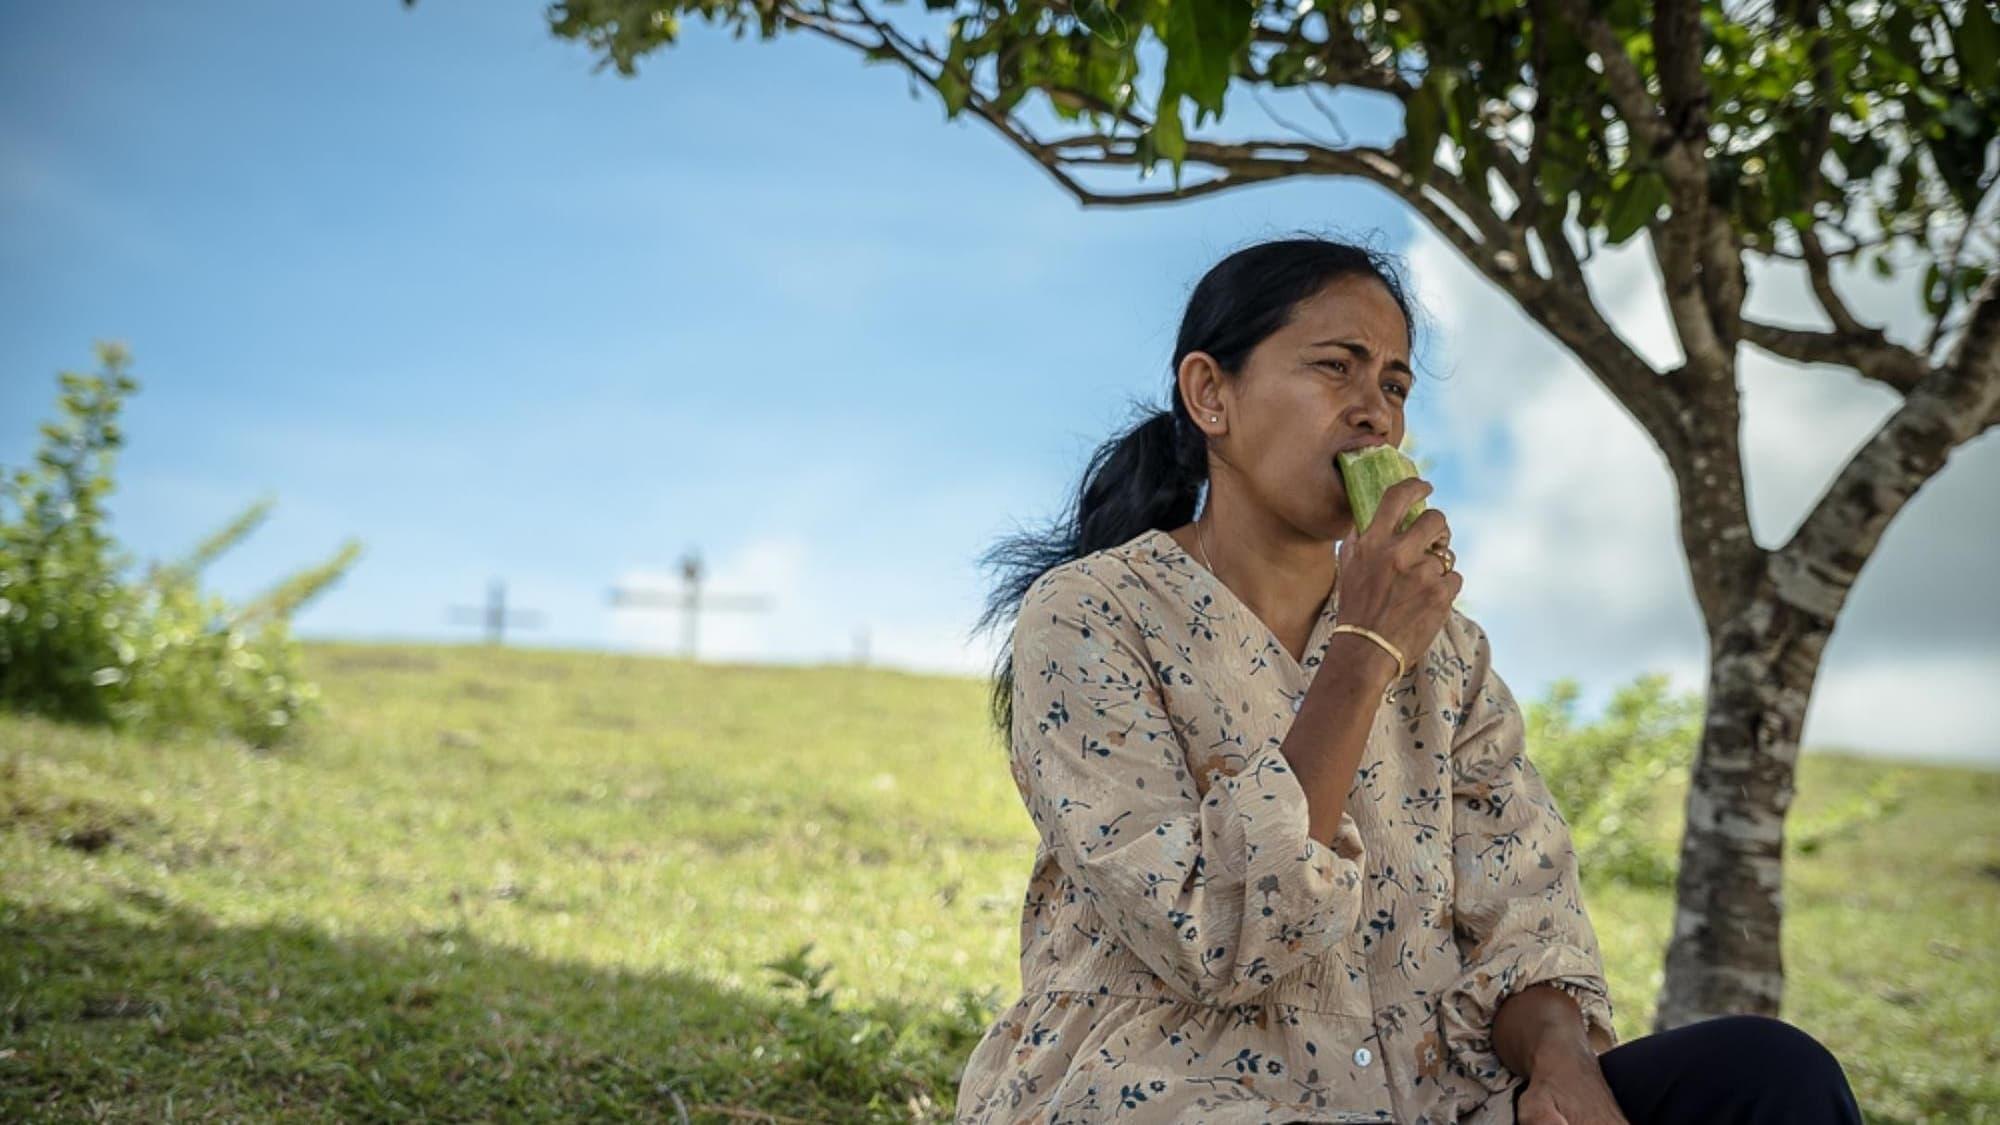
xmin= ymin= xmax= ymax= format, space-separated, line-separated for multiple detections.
xmin=1515 ymin=1050 xmax=1629 ymax=1125
xmin=1334 ymin=476 xmax=1461 ymax=669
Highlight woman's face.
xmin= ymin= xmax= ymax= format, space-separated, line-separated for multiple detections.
xmin=1196 ymin=273 xmax=1415 ymax=540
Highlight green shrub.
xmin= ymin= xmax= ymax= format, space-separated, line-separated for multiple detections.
xmin=1527 ymin=672 xmax=1908 ymax=888
xmin=1528 ymin=672 xmax=1702 ymax=889
xmin=0 ymin=342 xmax=362 ymax=749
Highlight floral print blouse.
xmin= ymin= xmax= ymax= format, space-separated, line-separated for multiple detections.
xmin=954 ymin=528 xmax=1615 ymax=1124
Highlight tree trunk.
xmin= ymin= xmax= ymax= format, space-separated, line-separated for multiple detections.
xmin=1655 ymin=588 xmax=1835 ymax=1028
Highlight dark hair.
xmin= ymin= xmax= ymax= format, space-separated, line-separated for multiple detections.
xmin=969 ymin=233 xmax=1423 ymax=743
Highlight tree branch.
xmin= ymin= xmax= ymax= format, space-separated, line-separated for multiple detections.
xmin=1944 ymin=269 xmax=2000 ymax=408
xmin=1303 ymin=85 xmax=1354 ymax=147
xmin=1797 ymin=223 xmax=1869 ymax=338
xmin=1760 ymin=229 xmax=1890 ymax=263
xmin=1019 ymin=126 xmax=1688 ymax=458
xmin=1252 ymin=85 xmax=1344 ymax=151
xmin=1773 ymin=270 xmax=2000 ymax=621
xmin=1922 ymin=181 xmax=1997 ymax=361
xmin=1738 ymin=320 xmax=1930 ymax=394
xmin=1651 ymin=0 xmax=1710 ymax=147
xmin=1555 ymin=0 xmax=1735 ymax=378
xmin=1249 ymin=20 xmax=1411 ymax=95
xmin=1759 ymin=187 xmax=1923 ymax=394
xmin=786 ymin=0 xmax=1687 ymax=461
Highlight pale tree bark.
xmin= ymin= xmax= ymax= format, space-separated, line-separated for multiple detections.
xmin=765 ymin=0 xmax=2000 ymax=1028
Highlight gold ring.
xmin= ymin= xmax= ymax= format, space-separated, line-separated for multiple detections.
xmin=1429 ymin=545 xmax=1455 ymax=575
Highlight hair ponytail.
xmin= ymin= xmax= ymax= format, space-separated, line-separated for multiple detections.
xmin=971 ymin=232 xmax=1417 ymax=743
xmin=969 ymin=403 xmax=1205 ymax=740
xmin=1077 ymin=405 xmax=1210 ymax=559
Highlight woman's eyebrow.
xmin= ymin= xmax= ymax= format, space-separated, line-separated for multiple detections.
xmin=1306 ymin=338 xmax=1416 ymax=379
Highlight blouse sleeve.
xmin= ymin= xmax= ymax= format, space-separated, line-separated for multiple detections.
xmin=1007 ymin=565 xmax=1368 ymax=1008
xmin=1438 ymin=613 xmax=1617 ymax=1094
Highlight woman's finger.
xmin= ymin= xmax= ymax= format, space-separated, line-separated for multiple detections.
xmin=1391 ymin=511 xmax=1450 ymax=571
xmin=1365 ymin=477 xmax=1433 ymax=544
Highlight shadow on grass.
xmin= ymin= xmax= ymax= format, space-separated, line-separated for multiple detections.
xmin=0 ymin=894 xmax=996 ymax=1123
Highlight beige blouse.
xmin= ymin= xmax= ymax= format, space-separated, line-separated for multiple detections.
xmin=954 ymin=528 xmax=1615 ymax=1124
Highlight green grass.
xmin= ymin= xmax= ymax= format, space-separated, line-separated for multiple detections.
xmin=3 ymin=641 xmax=1996 ymax=1121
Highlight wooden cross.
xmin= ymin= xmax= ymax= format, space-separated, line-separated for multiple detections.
xmin=447 ymin=578 xmax=545 ymax=646
xmin=608 ymin=548 xmax=773 ymax=661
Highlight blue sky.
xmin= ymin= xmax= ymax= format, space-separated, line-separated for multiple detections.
xmin=5 ymin=1 xmax=1996 ymax=763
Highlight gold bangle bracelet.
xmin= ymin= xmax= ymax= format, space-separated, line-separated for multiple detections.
xmin=1329 ymin=623 xmax=1406 ymax=680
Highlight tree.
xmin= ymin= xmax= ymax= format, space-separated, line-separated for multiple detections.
xmin=502 ymin=0 xmax=2000 ymax=1028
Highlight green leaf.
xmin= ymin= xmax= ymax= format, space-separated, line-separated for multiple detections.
xmin=1922 ymin=260 xmax=1944 ymax=316
xmin=935 ymin=31 xmax=973 ymax=117
xmin=1403 ymin=84 xmax=1443 ymax=182
xmin=1447 ymin=69 xmax=1489 ymax=186
xmin=1765 ymin=141 xmax=1799 ymax=219
xmin=1837 ymin=134 xmax=1885 ymax=181
xmin=935 ymin=64 xmax=970 ymax=116
xmin=1955 ymin=5 xmax=2000 ymax=85
xmin=1890 ymin=152 xmax=1919 ymax=214
xmin=1152 ymin=91 xmax=1188 ymax=175
xmin=1604 ymin=170 xmax=1668 ymax=244
xmin=1159 ymin=0 xmax=1252 ymax=128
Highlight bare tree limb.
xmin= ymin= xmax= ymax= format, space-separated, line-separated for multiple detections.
xmin=1651 ymin=0 xmax=1710 ymax=146
xmin=1759 ymin=112 xmax=1915 ymax=395
xmin=1696 ymin=207 xmax=1750 ymax=347
xmin=1738 ymin=320 xmax=1930 ymax=394
xmin=1303 ymin=85 xmax=1353 ymax=147
xmin=1921 ymin=181 xmax=1998 ymax=360
xmin=1773 ymin=270 xmax=2000 ymax=620
xmin=1760 ymin=230 xmax=1890 ymax=263
xmin=1552 ymin=0 xmax=1728 ymax=376
xmin=1945 ymin=269 xmax=2000 ymax=404
xmin=1252 ymin=86 xmax=1344 ymax=151
xmin=1798 ymin=223 xmax=1870 ymax=338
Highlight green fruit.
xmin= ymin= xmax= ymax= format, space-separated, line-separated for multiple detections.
xmin=1336 ymin=444 xmax=1425 ymax=534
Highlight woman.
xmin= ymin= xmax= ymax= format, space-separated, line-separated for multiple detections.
xmin=956 ymin=237 xmax=1862 ymax=1124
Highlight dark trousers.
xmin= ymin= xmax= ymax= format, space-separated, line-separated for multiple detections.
xmin=1511 ymin=1014 xmax=1863 ymax=1124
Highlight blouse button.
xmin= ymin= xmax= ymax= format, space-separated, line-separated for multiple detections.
xmin=1291 ymin=696 xmax=1303 ymax=713
xmin=1352 ymin=1046 xmax=1373 ymax=1067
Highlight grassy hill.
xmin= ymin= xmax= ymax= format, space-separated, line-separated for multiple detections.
xmin=3 ymin=641 xmax=1995 ymax=1122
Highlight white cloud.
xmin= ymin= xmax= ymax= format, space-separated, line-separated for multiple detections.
xmin=1738 ymin=352 xmax=1901 ymax=546
xmin=1800 ymin=655 xmax=2000 ymax=764
xmin=1404 ymin=228 xmax=1703 ymax=704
